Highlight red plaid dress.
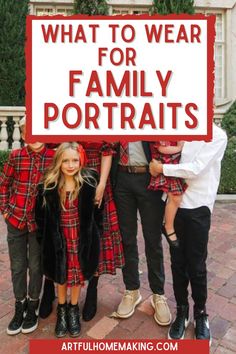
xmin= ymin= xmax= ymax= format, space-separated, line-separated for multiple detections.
xmin=81 ymin=142 xmax=124 ymax=275
xmin=148 ymin=142 xmax=187 ymax=195
xmin=60 ymin=193 xmax=84 ymax=287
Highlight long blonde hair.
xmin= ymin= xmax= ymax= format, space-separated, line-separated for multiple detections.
xmin=43 ymin=142 xmax=92 ymax=208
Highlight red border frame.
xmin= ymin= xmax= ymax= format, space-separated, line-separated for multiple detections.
xmin=29 ymin=339 xmax=210 ymax=354
xmin=25 ymin=14 xmax=215 ymax=143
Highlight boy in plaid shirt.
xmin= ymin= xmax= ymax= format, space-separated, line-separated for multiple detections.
xmin=0 ymin=116 xmax=54 ymax=335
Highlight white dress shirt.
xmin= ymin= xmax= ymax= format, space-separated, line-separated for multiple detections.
xmin=163 ymin=124 xmax=228 ymax=212
xmin=128 ymin=142 xmax=148 ymax=166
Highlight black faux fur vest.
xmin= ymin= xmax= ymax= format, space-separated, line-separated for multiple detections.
xmin=35 ymin=169 xmax=103 ymax=284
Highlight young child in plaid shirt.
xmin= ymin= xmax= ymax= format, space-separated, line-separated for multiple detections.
xmin=0 ymin=116 xmax=55 ymax=335
xmin=148 ymin=141 xmax=187 ymax=248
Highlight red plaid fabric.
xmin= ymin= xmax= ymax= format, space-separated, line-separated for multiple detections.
xmin=158 ymin=141 xmax=178 ymax=147
xmin=119 ymin=142 xmax=129 ymax=165
xmin=148 ymin=144 xmax=187 ymax=195
xmin=80 ymin=142 xmax=124 ymax=275
xmin=60 ymin=194 xmax=84 ymax=287
xmin=0 ymin=146 xmax=55 ymax=232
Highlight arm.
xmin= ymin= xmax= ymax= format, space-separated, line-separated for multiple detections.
xmin=95 ymin=144 xmax=114 ymax=207
xmin=95 ymin=155 xmax=112 ymax=207
xmin=163 ymin=133 xmax=227 ymax=179
xmin=0 ymin=152 xmax=15 ymax=216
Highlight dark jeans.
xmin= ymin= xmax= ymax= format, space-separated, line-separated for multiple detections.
xmin=114 ymin=171 xmax=165 ymax=294
xmin=6 ymin=220 xmax=42 ymax=301
xmin=170 ymin=206 xmax=211 ymax=310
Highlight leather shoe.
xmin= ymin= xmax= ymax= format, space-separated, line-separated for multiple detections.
xmin=162 ymin=225 xmax=179 ymax=248
xmin=68 ymin=303 xmax=81 ymax=337
xmin=55 ymin=303 xmax=67 ymax=338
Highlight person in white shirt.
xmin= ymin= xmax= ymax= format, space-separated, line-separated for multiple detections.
xmin=149 ymin=124 xmax=227 ymax=344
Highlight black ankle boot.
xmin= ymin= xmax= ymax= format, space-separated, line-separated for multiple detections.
xmin=39 ymin=278 xmax=55 ymax=319
xmin=168 ymin=305 xmax=189 ymax=340
xmin=55 ymin=303 xmax=67 ymax=338
xmin=68 ymin=303 xmax=81 ymax=337
xmin=82 ymin=276 xmax=98 ymax=321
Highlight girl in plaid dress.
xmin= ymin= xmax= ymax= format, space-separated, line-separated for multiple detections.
xmin=80 ymin=142 xmax=124 ymax=321
xmin=148 ymin=141 xmax=187 ymax=248
xmin=38 ymin=142 xmax=124 ymax=323
xmin=36 ymin=142 xmax=102 ymax=337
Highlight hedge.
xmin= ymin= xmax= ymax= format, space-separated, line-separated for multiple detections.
xmin=218 ymin=136 xmax=236 ymax=194
xmin=0 ymin=0 xmax=28 ymax=105
xmin=221 ymin=100 xmax=236 ymax=139
xmin=0 ymin=150 xmax=10 ymax=172
xmin=151 ymin=0 xmax=194 ymax=15
xmin=219 ymin=100 xmax=236 ymax=193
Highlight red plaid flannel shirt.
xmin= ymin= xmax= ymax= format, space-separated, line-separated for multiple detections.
xmin=0 ymin=146 xmax=55 ymax=232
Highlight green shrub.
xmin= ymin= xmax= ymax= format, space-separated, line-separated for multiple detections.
xmin=0 ymin=0 xmax=29 ymax=105
xmin=0 ymin=150 xmax=10 ymax=173
xmin=218 ymin=101 xmax=236 ymax=193
xmin=218 ymin=136 xmax=236 ymax=194
xmin=73 ymin=0 xmax=109 ymax=15
xmin=221 ymin=100 xmax=236 ymax=139
xmin=151 ymin=0 xmax=195 ymax=14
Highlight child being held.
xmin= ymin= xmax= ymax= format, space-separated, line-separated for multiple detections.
xmin=148 ymin=141 xmax=187 ymax=248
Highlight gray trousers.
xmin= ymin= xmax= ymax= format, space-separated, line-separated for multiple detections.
xmin=6 ymin=220 xmax=42 ymax=301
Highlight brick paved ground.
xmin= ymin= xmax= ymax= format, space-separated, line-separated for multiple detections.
xmin=0 ymin=202 xmax=235 ymax=354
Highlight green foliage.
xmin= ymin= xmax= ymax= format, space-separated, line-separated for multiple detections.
xmin=219 ymin=102 xmax=236 ymax=193
xmin=0 ymin=0 xmax=29 ymax=106
xmin=221 ymin=101 xmax=236 ymax=139
xmin=151 ymin=0 xmax=195 ymax=15
xmin=73 ymin=0 xmax=109 ymax=15
xmin=0 ymin=150 xmax=10 ymax=173
xmin=218 ymin=136 xmax=236 ymax=194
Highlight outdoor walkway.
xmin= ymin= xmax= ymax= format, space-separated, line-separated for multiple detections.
xmin=0 ymin=201 xmax=236 ymax=354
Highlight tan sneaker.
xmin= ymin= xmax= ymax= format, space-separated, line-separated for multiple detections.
xmin=151 ymin=294 xmax=172 ymax=326
xmin=116 ymin=290 xmax=142 ymax=318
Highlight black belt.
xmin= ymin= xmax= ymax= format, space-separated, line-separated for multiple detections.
xmin=118 ymin=165 xmax=148 ymax=174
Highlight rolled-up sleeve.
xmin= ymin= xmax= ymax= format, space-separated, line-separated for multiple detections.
xmin=163 ymin=132 xmax=227 ymax=179
xmin=100 ymin=142 xmax=117 ymax=156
